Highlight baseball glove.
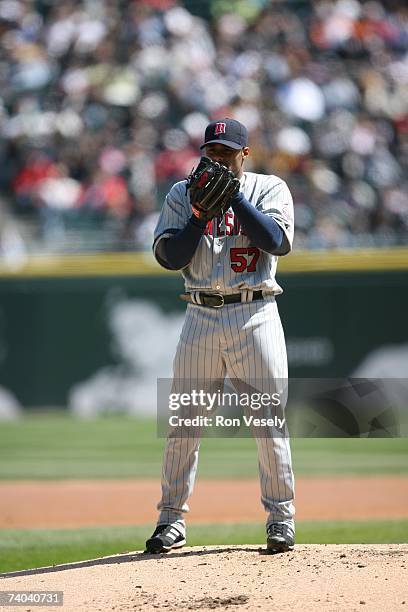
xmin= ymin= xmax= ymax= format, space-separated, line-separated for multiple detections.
xmin=186 ymin=156 xmax=240 ymax=222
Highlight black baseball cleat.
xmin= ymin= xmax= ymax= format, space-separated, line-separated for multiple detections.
xmin=266 ymin=523 xmax=295 ymax=553
xmin=145 ymin=524 xmax=186 ymax=554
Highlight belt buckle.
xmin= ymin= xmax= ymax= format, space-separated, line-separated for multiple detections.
xmin=213 ymin=293 xmax=224 ymax=308
xmin=205 ymin=292 xmax=224 ymax=308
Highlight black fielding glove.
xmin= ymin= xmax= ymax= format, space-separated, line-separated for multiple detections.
xmin=186 ymin=156 xmax=240 ymax=222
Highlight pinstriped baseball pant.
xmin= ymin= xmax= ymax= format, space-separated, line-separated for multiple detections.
xmin=157 ymin=296 xmax=295 ymax=532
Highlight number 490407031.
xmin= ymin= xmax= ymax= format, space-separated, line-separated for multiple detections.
xmin=230 ymin=247 xmax=260 ymax=273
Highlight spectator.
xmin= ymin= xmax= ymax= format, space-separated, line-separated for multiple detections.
xmin=0 ymin=0 xmax=406 ymax=252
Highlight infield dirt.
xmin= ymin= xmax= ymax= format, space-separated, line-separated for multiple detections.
xmin=1 ymin=544 xmax=407 ymax=612
xmin=1 ymin=476 xmax=408 ymax=528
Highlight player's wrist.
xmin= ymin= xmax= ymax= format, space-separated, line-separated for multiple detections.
xmin=230 ymin=190 xmax=246 ymax=207
xmin=189 ymin=213 xmax=208 ymax=230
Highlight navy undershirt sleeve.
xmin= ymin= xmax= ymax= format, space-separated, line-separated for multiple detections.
xmin=230 ymin=191 xmax=284 ymax=253
xmin=155 ymin=190 xmax=285 ymax=270
xmin=155 ymin=215 xmax=207 ymax=270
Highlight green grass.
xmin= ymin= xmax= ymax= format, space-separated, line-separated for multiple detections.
xmin=0 ymin=413 xmax=407 ymax=479
xmin=1 ymin=520 xmax=407 ymax=574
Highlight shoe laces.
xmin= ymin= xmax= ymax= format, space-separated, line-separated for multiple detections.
xmin=268 ymin=523 xmax=284 ymax=537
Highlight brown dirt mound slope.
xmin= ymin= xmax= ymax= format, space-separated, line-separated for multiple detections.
xmin=1 ymin=545 xmax=407 ymax=612
xmin=1 ymin=476 xmax=408 ymax=528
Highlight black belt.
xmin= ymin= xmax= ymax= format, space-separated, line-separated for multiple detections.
xmin=180 ymin=290 xmax=264 ymax=308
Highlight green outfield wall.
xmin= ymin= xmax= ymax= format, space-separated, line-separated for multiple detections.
xmin=0 ymin=249 xmax=407 ymax=408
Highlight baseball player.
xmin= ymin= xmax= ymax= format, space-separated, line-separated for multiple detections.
xmin=146 ymin=118 xmax=295 ymax=554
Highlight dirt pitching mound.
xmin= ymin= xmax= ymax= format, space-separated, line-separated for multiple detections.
xmin=1 ymin=544 xmax=407 ymax=612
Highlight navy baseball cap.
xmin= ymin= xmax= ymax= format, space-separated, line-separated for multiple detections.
xmin=200 ymin=118 xmax=248 ymax=150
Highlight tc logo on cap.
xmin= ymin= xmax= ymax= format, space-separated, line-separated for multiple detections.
xmin=201 ymin=118 xmax=248 ymax=150
xmin=214 ymin=122 xmax=226 ymax=135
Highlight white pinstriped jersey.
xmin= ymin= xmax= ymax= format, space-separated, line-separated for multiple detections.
xmin=153 ymin=172 xmax=294 ymax=295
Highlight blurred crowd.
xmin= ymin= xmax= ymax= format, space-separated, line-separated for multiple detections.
xmin=0 ymin=0 xmax=407 ymax=253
